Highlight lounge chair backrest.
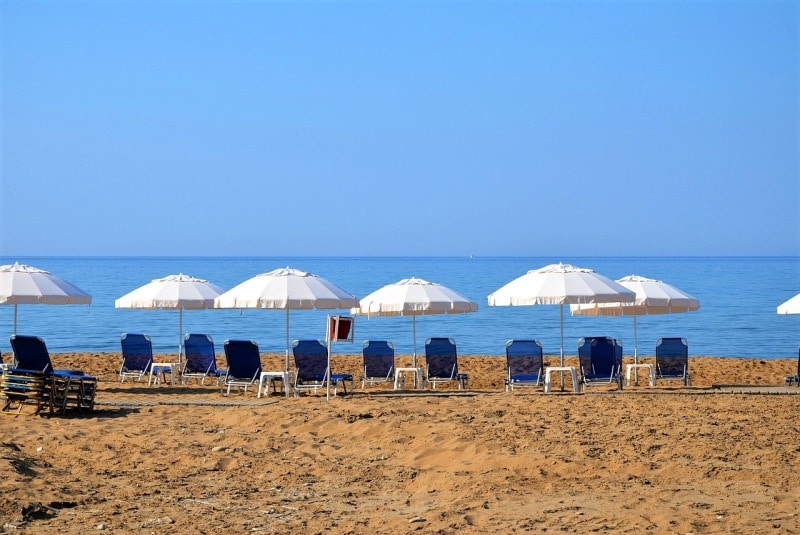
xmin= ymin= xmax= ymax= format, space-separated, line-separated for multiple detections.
xmin=120 ymin=333 xmax=154 ymax=372
xmin=10 ymin=335 xmax=53 ymax=373
xmin=293 ymin=340 xmax=329 ymax=383
xmin=425 ymin=337 xmax=458 ymax=379
xmin=655 ymin=337 xmax=688 ymax=375
xmin=184 ymin=333 xmax=218 ymax=374
xmin=578 ymin=337 xmax=616 ymax=376
xmin=505 ymin=339 xmax=543 ymax=376
xmin=223 ymin=340 xmax=262 ymax=380
xmin=362 ymin=340 xmax=395 ymax=379
xmin=615 ymin=339 xmax=624 ymax=370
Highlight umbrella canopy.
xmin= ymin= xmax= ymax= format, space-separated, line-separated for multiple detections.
xmin=115 ymin=274 xmax=224 ymax=366
xmin=487 ymin=263 xmax=635 ymax=366
xmin=351 ymin=277 xmax=478 ymax=367
xmin=777 ymin=293 xmax=800 ymax=315
xmin=0 ymin=262 xmax=92 ymax=334
xmin=214 ymin=267 xmax=358 ymax=370
xmin=570 ymin=274 xmax=700 ymax=359
xmin=115 ymin=274 xmax=224 ymax=310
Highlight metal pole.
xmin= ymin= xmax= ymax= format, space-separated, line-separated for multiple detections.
xmin=633 ymin=313 xmax=639 ymax=383
xmin=178 ymin=308 xmax=183 ymax=373
xmin=412 ymin=315 xmax=417 ymax=368
xmin=559 ymin=304 xmax=565 ymax=366
xmin=327 ymin=337 xmax=331 ymax=401
xmin=560 ymin=304 xmax=565 ymax=391
xmin=326 ymin=315 xmax=334 ymax=401
xmin=285 ymin=308 xmax=290 ymax=372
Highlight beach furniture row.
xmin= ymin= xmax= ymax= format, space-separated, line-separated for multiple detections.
xmin=505 ymin=337 xmax=691 ymax=392
xmin=119 ymin=333 xmax=470 ymax=397
xmin=117 ymin=332 xmax=691 ymax=396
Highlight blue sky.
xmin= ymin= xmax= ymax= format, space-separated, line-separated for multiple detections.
xmin=1 ymin=0 xmax=797 ymax=257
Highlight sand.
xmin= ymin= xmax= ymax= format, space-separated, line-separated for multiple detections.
xmin=0 ymin=352 xmax=798 ymax=534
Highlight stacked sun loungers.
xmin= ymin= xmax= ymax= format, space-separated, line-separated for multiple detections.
xmin=1 ymin=367 xmax=98 ymax=416
xmin=2 ymin=335 xmax=97 ymax=416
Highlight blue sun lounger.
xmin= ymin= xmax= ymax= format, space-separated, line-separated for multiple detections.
xmin=293 ymin=339 xmax=353 ymax=395
xmin=361 ymin=340 xmax=396 ymax=389
xmin=6 ymin=335 xmax=97 ymax=414
xmin=222 ymin=340 xmax=262 ymax=395
xmin=424 ymin=337 xmax=469 ymax=390
xmin=120 ymin=333 xmax=170 ymax=384
xmin=182 ymin=334 xmax=227 ymax=385
xmin=655 ymin=337 xmax=691 ymax=386
xmin=578 ymin=336 xmax=623 ymax=390
xmin=505 ymin=339 xmax=544 ymax=391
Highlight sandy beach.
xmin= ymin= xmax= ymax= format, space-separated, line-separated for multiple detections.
xmin=0 ymin=352 xmax=798 ymax=534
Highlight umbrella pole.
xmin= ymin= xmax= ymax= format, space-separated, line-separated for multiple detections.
xmin=633 ymin=313 xmax=639 ymax=384
xmin=178 ymin=308 xmax=183 ymax=374
xmin=285 ymin=308 xmax=290 ymax=372
xmin=13 ymin=304 xmax=17 ymax=335
xmin=412 ymin=315 xmax=417 ymax=369
xmin=326 ymin=336 xmax=332 ymax=401
xmin=560 ymin=304 xmax=565 ymax=391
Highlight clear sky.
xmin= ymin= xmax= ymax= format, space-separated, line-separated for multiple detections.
xmin=1 ymin=0 xmax=797 ymax=257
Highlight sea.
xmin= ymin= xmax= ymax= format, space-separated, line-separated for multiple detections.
xmin=0 ymin=256 xmax=797 ymax=360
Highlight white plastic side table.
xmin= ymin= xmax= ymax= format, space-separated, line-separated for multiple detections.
xmin=258 ymin=371 xmax=293 ymax=398
xmin=394 ymin=367 xmax=423 ymax=390
xmin=149 ymin=363 xmax=175 ymax=386
xmin=543 ymin=366 xmax=580 ymax=393
xmin=625 ymin=364 xmax=655 ymax=387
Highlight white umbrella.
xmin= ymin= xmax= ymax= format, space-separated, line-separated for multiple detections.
xmin=115 ymin=274 xmax=224 ymax=368
xmin=351 ymin=277 xmax=478 ymax=367
xmin=487 ymin=263 xmax=636 ymax=366
xmin=0 ymin=262 xmax=92 ymax=334
xmin=777 ymin=293 xmax=800 ymax=315
xmin=570 ymin=274 xmax=700 ymax=358
xmin=214 ymin=267 xmax=359 ymax=371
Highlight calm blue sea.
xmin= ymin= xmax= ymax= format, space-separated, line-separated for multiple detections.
xmin=0 ymin=256 xmax=797 ymax=359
